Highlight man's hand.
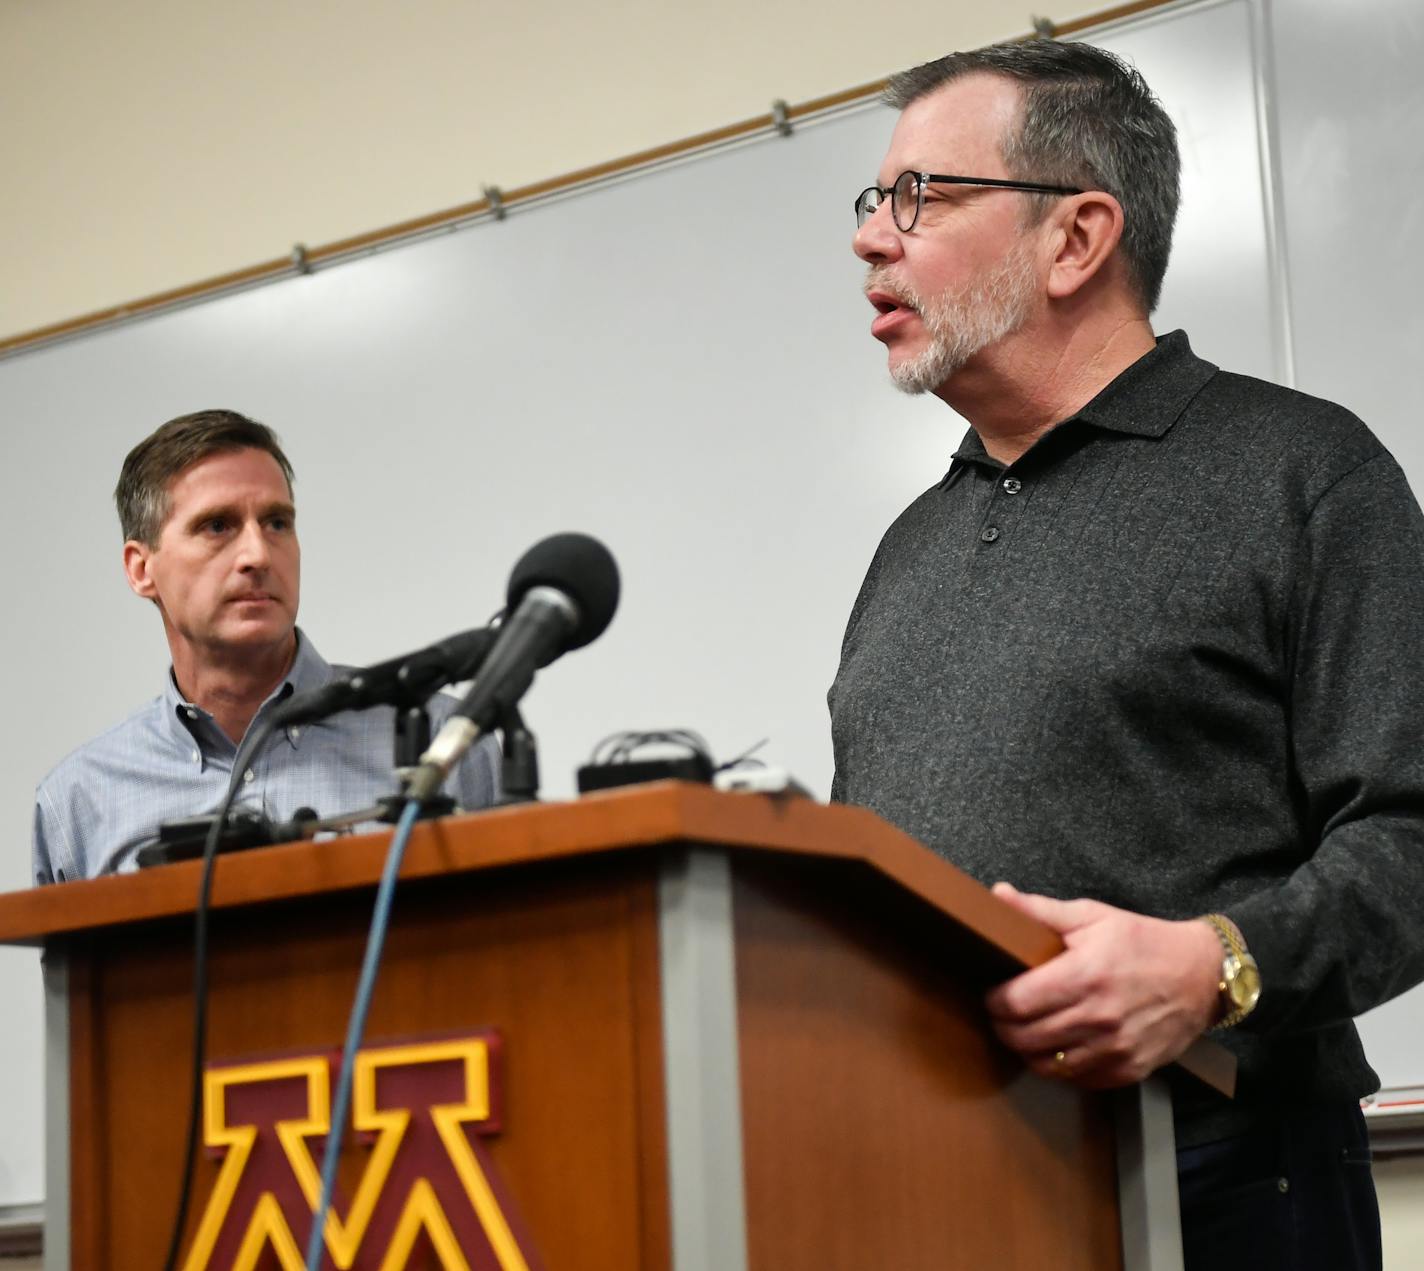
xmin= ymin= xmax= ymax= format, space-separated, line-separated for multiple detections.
xmin=984 ymin=882 xmax=1223 ymax=1088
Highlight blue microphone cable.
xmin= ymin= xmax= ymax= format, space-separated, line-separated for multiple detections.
xmin=302 ymin=795 xmax=424 ymax=1271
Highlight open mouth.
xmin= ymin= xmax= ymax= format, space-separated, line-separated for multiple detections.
xmin=867 ymin=290 xmax=909 ymax=316
xmin=866 ymin=289 xmax=918 ymax=340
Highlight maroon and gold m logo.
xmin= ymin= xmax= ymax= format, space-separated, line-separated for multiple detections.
xmin=181 ymin=1035 xmax=542 ymax=1270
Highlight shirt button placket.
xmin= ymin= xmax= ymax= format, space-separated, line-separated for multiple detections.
xmin=980 ymin=472 xmax=1026 ymax=546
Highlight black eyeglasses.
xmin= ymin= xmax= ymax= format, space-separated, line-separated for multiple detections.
xmin=855 ymin=170 xmax=1083 ymax=231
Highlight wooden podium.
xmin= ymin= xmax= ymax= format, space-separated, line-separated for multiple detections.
xmin=0 ymin=783 xmax=1231 ymax=1270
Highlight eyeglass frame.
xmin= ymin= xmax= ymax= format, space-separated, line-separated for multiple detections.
xmin=855 ymin=170 xmax=1085 ymax=232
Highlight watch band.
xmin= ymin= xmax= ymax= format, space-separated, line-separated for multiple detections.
xmin=1201 ymin=912 xmax=1261 ymax=1030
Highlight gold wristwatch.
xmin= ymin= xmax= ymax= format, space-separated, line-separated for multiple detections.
xmin=1201 ymin=913 xmax=1261 ymax=1030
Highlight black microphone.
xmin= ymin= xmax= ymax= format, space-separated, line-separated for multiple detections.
xmin=270 ymin=626 xmax=500 ymax=728
xmin=404 ymin=533 xmax=620 ymax=798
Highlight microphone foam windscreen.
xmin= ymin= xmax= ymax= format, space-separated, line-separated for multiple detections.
xmin=507 ymin=532 xmax=621 ymax=649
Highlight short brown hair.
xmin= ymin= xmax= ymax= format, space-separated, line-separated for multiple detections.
xmin=886 ymin=41 xmax=1180 ymax=313
xmin=115 ymin=410 xmax=295 ymax=545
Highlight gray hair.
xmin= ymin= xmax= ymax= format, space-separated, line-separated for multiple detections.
xmin=115 ymin=409 xmax=294 ymax=545
xmin=885 ymin=40 xmax=1180 ymax=313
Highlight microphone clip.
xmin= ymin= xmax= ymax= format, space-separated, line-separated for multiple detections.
xmin=374 ymin=792 xmax=457 ymax=824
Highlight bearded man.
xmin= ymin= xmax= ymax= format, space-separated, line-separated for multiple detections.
xmin=830 ymin=40 xmax=1424 ymax=1271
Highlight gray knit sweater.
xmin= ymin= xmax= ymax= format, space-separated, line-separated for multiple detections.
xmin=829 ymin=331 xmax=1424 ymax=1144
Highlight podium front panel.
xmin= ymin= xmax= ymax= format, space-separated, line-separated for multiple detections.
xmin=731 ymin=855 xmax=1125 ymax=1271
xmin=54 ymin=854 xmax=672 ymax=1269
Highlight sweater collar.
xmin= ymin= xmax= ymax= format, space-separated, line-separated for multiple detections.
xmin=945 ymin=329 xmax=1219 ymax=479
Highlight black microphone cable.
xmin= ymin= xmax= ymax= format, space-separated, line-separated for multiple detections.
xmin=161 ymin=716 xmax=275 ymax=1271
xmin=160 ymin=620 xmax=502 ymax=1263
xmin=161 ymin=721 xmax=424 ymax=1271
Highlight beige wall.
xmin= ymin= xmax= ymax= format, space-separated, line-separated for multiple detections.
xmin=0 ymin=0 xmax=1104 ymax=342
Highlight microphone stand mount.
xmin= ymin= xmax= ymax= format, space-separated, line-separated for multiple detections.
xmin=497 ymin=703 xmax=540 ymax=804
xmin=386 ymin=704 xmax=456 ymax=821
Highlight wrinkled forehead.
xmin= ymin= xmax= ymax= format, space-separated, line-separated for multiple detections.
xmin=880 ymin=73 xmax=1022 ymax=182
xmin=161 ymin=447 xmax=295 ymax=517
xmin=178 ymin=446 xmax=291 ymax=489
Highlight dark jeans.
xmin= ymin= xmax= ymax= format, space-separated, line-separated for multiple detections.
xmin=1177 ymin=1103 xmax=1381 ymax=1271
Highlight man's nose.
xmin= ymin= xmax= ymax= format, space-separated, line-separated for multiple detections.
xmin=853 ymin=200 xmax=903 ymax=265
xmin=233 ymin=520 xmax=271 ymax=569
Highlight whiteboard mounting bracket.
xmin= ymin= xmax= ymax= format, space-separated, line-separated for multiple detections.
xmin=770 ymin=100 xmax=793 ymax=137
xmin=1031 ymin=15 xmax=1057 ymax=38
xmin=291 ymin=243 xmax=313 ymax=275
xmin=483 ymin=185 xmax=506 ymax=221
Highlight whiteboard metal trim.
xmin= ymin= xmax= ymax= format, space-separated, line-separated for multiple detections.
xmin=1363 ymin=1086 xmax=1424 ymax=1157
xmin=0 ymin=1203 xmax=42 ymax=1257
xmin=1245 ymin=0 xmax=1298 ymax=388
xmin=0 ymin=0 xmax=1211 ymax=362
xmin=0 ymin=93 xmax=880 ymax=364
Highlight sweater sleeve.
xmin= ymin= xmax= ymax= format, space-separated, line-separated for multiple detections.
xmin=1230 ymin=451 xmax=1424 ymax=1033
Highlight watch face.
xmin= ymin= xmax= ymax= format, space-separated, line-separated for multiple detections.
xmin=1225 ymin=957 xmax=1262 ymax=1013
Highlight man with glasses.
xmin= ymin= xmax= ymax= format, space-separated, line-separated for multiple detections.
xmin=830 ymin=40 xmax=1422 ymax=1270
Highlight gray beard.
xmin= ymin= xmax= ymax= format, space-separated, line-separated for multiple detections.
xmin=874 ymin=244 xmax=1038 ymax=395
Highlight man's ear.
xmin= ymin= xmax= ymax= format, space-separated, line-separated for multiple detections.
xmin=1045 ymin=191 xmax=1127 ymax=301
xmin=123 ymin=540 xmax=158 ymax=601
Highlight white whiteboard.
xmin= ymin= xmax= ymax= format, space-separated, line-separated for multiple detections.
xmin=0 ymin=0 xmax=1416 ymax=1212
xmin=1268 ymin=0 xmax=1424 ymax=1095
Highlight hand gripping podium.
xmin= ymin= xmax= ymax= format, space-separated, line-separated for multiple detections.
xmin=0 ymin=783 xmax=1232 ymax=1270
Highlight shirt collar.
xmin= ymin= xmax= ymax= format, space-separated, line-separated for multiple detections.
xmin=164 ymin=628 xmax=331 ymax=751
xmin=942 ymin=330 xmax=1218 ymax=485
xmin=1071 ymin=329 xmax=1217 ymax=438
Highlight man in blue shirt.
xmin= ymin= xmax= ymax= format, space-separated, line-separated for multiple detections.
xmin=33 ymin=409 xmax=499 ymax=881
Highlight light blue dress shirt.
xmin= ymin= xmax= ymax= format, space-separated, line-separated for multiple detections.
xmin=32 ymin=631 xmax=501 ymax=882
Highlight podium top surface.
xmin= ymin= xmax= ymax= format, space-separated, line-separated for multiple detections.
xmin=0 ymin=782 xmax=1233 ymax=1093
xmin=0 ymin=783 xmax=1053 ymax=949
